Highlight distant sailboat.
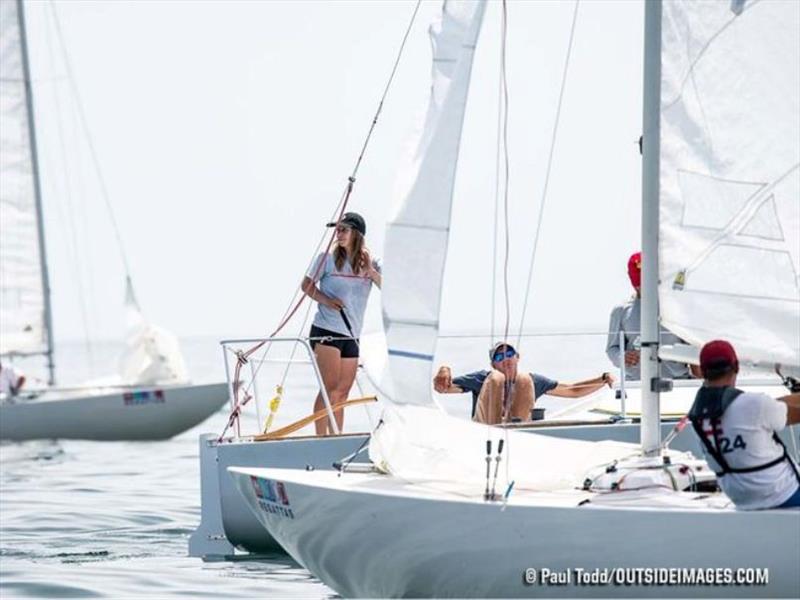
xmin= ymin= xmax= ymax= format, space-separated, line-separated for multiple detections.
xmin=0 ymin=0 xmax=227 ymax=441
xmin=228 ymin=0 xmax=799 ymax=596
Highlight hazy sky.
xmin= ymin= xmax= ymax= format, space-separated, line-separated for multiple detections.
xmin=20 ymin=0 xmax=645 ymax=348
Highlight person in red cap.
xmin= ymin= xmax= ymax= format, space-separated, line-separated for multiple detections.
xmin=432 ymin=342 xmax=614 ymax=425
xmin=687 ymin=340 xmax=800 ymax=509
xmin=606 ymin=251 xmax=696 ymax=380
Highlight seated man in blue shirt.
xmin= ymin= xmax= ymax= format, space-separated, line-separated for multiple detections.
xmin=433 ymin=342 xmax=613 ymax=425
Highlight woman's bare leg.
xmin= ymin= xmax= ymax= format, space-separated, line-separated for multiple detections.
xmin=313 ymin=344 xmax=341 ymax=435
xmin=331 ymin=358 xmax=359 ymax=432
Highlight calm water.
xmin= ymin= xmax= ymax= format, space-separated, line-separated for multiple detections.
xmin=0 ymin=338 xmax=336 ymax=599
xmin=0 ymin=333 xmax=612 ymax=598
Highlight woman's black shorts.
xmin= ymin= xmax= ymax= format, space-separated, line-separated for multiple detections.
xmin=309 ymin=325 xmax=359 ymax=359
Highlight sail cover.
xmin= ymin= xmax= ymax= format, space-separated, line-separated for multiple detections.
xmin=659 ymin=0 xmax=800 ymax=368
xmin=382 ymin=0 xmax=486 ymax=404
xmin=0 ymin=1 xmax=48 ymax=356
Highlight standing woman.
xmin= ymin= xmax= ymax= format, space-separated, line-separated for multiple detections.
xmin=301 ymin=212 xmax=381 ymax=434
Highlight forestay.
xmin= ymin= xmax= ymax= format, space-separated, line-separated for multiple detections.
xmin=658 ymin=0 xmax=800 ymax=368
xmin=0 ymin=0 xmax=48 ymax=356
xmin=382 ymin=0 xmax=486 ymax=404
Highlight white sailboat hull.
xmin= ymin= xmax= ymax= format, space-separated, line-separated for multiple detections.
xmin=0 ymin=382 xmax=227 ymax=441
xmin=230 ymin=466 xmax=800 ymax=598
xmin=189 ymin=420 xmax=680 ymax=556
xmin=190 ymin=409 xmax=799 ymax=557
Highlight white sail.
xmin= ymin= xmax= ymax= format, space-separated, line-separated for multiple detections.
xmin=0 ymin=0 xmax=48 ymax=356
xmin=659 ymin=0 xmax=800 ymax=368
xmin=117 ymin=278 xmax=188 ymax=385
xmin=370 ymin=0 xmax=642 ymax=491
xmin=382 ymin=0 xmax=486 ymax=405
xmin=369 ymin=403 xmax=640 ymax=492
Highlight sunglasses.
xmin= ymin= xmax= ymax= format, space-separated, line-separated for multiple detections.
xmin=335 ymin=225 xmax=353 ymax=233
xmin=492 ymin=348 xmax=517 ymax=363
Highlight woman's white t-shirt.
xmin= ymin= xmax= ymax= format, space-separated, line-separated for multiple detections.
xmin=306 ymin=252 xmax=380 ymax=339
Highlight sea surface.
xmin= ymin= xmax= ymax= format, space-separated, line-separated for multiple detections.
xmin=0 ymin=333 xmax=612 ymax=599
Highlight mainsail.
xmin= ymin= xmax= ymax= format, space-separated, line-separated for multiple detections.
xmin=0 ymin=0 xmax=51 ymax=358
xmin=382 ymin=0 xmax=486 ymax=405
xmin=658 ymin=0 xmax=800 ymax=368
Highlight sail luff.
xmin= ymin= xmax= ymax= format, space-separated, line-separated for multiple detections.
xmin=0 ymin=0 xmax=55 ymax=381
xmin=381 ymin=0 xmax=487 ymax=404
xmin=16 ymin=0 xmax=55 ymax=384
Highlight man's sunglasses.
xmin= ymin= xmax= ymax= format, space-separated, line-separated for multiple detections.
xmin=492 ymin=348 xmax=517 ymax=363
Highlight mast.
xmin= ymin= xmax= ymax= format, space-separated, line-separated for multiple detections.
xmin=16 ymin=0 xmax=56 ymax=385
xmin=640 ymin=0 xmax=662 ymax=455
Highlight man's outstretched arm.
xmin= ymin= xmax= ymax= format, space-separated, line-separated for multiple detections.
xmin=546 ymin=373 xmax=614 ymax=399
xmin=432 ymin=366 xmax=465 ymax=394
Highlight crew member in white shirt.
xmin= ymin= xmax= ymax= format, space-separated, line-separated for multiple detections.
xmin=688 ymin=340 xmax=800 ymax=509
xmin=0 ymin=362 xmax=26 ymax=397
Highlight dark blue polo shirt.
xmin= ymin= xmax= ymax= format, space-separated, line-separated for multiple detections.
xmin=451 ymin=370 xmax=558 ymax=417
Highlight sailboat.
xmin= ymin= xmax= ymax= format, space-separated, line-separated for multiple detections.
xmin=0 ymin=0 xmax=227 ymax=441
xmin=189 ymin=0 xmax=796 ymax=560
xmin=226 ymin=0 xmax=800 ymax=596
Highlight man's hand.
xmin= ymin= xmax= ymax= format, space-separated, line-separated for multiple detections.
xmin=602 ymin=372 xmax=615 ymax=388
xmin=624 ymin=350 xmax=640 ymax=366
xmin=433 ymin=366 xmax=452 ymax=393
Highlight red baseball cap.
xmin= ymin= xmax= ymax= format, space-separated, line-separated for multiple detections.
xmin=627 ymin=252 xmax=641 ymax=289
xmin=699 ymin=340 xmax=738 ymax=372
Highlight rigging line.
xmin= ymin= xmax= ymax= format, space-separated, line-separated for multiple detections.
xmin=348 ymin=0 xmax=422 ymax=181
xmin=229 ymin=4 xmax=419 ymax=423
xmin=244 ymin=183 xmax=348 ymax=362
xmin=47 ymin=1 xmax=136 ymax=297
xmin=43 ymin=6 xmax=95 ymax=369
xmin=490 ymin=11 xmax=504 ymax=345
xmin=237 ymin=0 xmax=420 ymax=362
xmin=500 ymin=0 xmax=511 ymax=345
xmin=515 ymin=0 xmax=580 ymax=347
xmin=226 ymin=191 xmax=350 ymax=436
xmin=225 ymin=3 xmax=420 ymax=434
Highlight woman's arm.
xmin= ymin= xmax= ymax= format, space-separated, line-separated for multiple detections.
xmin=360 ymin=248 xmax=382 ymax=289
xmin=368 ymin=268 xmax=382 ymax=289
xmin=301 ymin=276 xmax=343 ymax=310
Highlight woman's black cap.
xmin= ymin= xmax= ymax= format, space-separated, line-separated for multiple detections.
xmin=326 ymin=212 xmax=366 ymax=236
